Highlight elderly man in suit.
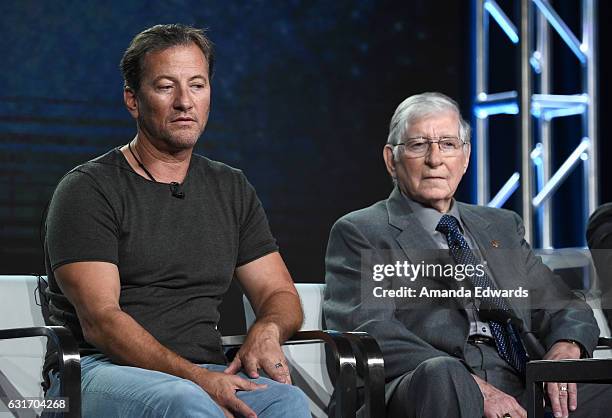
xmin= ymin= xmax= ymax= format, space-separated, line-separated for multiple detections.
xmin=324 ymin=92 xmax=611 ymax=418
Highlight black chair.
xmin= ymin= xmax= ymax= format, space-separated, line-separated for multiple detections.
xmin=0 ymin=275 xmax=384 ymax=418
xmin=0 ymin=326 xmax=81 ymax=418
xmin=223 ymin=331 xmax=384 ymax=418
xmin=526 ymin=337 xmax=612 ymax=417
xmin=0 ymin=275 xmax=81 ymax=418
xmin=239 ymin=283 xmax=385 ymax=418
xmin=524 ymin=224 xmax=612 ymax=417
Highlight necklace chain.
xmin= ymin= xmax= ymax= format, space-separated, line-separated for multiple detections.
xmin=128 ymin=142 xmax=157 ymax=182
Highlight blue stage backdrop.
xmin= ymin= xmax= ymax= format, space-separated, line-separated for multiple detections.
xmin=0 ymin=0 xmax=471 ymax=280
xmin=2 ymin=0 xmax=610 ymax=283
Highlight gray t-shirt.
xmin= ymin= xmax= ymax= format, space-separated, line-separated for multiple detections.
xmin=44 ymin=148 xmax=278 ymax=371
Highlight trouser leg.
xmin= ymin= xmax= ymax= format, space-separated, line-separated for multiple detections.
xmin=464 ymin=340 xmax=525 ymax=398
xmin=45 ymin=354 xmax=226 ymax=418
xmin=386 ymin=356 xmax=484 ymax=418
xmin=203 ymin=364 xmax=310 ymax=418
xmin=44 ymin=356 xmax=310 ymax=418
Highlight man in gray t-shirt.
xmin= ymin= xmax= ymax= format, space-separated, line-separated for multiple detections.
xmin=44 ymin=24 xmax=309 ymax=418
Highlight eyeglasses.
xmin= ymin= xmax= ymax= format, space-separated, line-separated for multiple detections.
xmin=395 ymin=136 xmax=467 ymax=158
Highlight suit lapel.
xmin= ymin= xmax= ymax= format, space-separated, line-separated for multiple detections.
xmin=386 ymin=188 xmax=457 ymax=288
xmin=387 ymin=187 xmax=439 ymax=256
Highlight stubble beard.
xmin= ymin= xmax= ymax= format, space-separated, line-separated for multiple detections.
xmin=138 ymin=116 xmax=205 ymax=153
xmin=163 ymin=128 xmax=201 ymax=150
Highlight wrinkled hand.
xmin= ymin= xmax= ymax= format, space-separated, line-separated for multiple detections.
xmin=194 ymin=367 xmax=266 ymax=418
xmin=472 ymin=374 xmax=526 ymax=418
xmin=225 ymin=321 xmax=291 ymax=384
xmin=543 ymin=341 xmax=581 ymax=418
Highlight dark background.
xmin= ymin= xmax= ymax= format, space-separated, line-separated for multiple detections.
xmin=1 ymin=1 xmax=610 ymax=331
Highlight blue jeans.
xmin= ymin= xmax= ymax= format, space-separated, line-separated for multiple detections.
xmin=45 ymin=354 xmax=310 ymax=418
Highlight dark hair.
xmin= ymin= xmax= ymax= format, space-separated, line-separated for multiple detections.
xmin=120 ymin=23 xmax=214 ymax=92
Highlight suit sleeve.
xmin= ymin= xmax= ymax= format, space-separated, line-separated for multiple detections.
xmin=514 ymin=213 xmax=600 ymax=356
xmin=323 ymin=216 xmax=465 ymax=382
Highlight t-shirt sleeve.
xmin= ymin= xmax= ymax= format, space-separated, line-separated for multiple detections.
xmin=235 ymin=173 xmax=278 ymax=266
xmin=46 ymin=170 xmax=120 ymax=270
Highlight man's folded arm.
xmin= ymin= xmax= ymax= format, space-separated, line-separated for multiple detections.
xmin=324 ymin=217 xmax=467 ymax=382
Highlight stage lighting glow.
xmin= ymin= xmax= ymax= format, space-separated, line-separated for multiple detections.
xmin=484 ymin=0 xmax=519 ymax=44
xmin=488 ymin=172 xmax=520 ymax=208
xmin=532 ymin=138 xmax=590 ymax=208
xmin=533 ymin=0 xmax=586 ymax=64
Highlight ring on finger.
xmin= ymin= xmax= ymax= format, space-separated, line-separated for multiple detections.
xmin=559 ymin=384 xmax=568 ymax=392
xmin=502 ymin=413 xmax=512 ymax=418
xmin=274 ymin=362 xmax=283 ymax=369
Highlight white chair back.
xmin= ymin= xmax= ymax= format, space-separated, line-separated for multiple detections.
xmin=243 ymin=283 xmax=332 ymax=418
xmin=0 ymin=275 xmax=47 ymax=417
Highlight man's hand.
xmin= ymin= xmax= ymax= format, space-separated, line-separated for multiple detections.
xmin=472 ymin=374 xmax=526 ymax=418
xmin=224 ymin=321 xmax=291 ymax=384
xmin=193 ymin=367 xmax=267 ymax=418
xmin=54 ymin=262 xmax=268 ymax=417
xmin=231 ymin=252 xmax=303 ymax=384
xmin=543 ymin=341 xmax=581 ymax=418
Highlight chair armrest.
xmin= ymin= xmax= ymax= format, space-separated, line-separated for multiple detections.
xmin=525 ymin=337 xmax=612 ymax=417
xmin=596 ymin=337 xmax=612 ymax=349
xmin=0 ymin=326 xmax=81 ymax=418
xmin=525 ymin=358 xmax=612 ymax=418
xmin=222 ymin=330 xmax=359 ymax=418
xmin=339 ymin=332 xmax=385 ymax=418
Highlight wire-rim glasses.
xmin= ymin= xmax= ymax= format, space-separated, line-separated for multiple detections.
xmin=395 ymin=136 xmax=467 ymax=158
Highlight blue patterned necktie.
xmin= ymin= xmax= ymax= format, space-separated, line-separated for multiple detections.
xmin=436 ymin=214 xmax=528 ymax=374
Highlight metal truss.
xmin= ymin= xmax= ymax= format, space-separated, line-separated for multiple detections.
xmin=473 ymin=0 xmax=598 ymax=247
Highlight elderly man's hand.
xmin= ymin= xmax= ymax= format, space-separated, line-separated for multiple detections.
xmin=543 ymin=341 xmax=582 ymax=418
xmin=472 ymin=374 xmax=526 ymax=418
xmin=224 ymin=321 xmax=291 ymax=384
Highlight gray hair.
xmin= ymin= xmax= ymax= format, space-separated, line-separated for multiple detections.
xmin=387 ymin=92 xmax=471 ymax=160
xmin=120 ymin=24 xmax=215 ymax=93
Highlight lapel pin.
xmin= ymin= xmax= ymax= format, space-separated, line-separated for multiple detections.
xmin=491 ymin=240 xmax=500 ymax=248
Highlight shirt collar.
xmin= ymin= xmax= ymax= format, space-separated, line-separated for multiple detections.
xmin=401 ymin=191 xmax=465 ymax=234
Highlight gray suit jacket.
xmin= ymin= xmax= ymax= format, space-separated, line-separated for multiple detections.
xmin=323 ymin=187 xmax=599 ymax=393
